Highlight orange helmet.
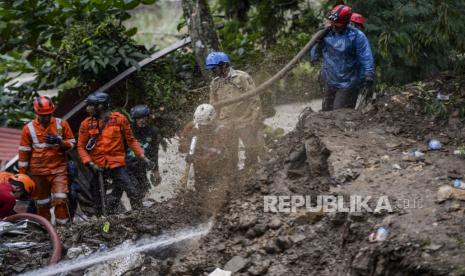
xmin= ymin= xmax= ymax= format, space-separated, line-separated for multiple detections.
xmin=0 ymin=171 xmax=13 ymax=184
xmin=9 ymin=174 xmax=36 ymax=195
xmin=33 ymin=96 xmax=55 ymax=115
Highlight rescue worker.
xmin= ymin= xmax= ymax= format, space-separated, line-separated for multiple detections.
xmin=126 ymin=104 xmax=161 ymax=198
xmin=350 ymin=12 xmax=365 ymax=30
xmin=77 ymin=91 xmax=152 ymax=213
xmin=206 ymin=52 xmax=263 ymax=170
xmin=0 ymin=174 xmax=36 ymax=219
xmin=310 ymin=4 xmax=375 ymax=111
xmin=0 ymin=171 xmax=13 ymax=185
xmin=18 ymin=96 xmax=75 ymax=224
xmin=179 ymin=104 xmax=232 ymax=196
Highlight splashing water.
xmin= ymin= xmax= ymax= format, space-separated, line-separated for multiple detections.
xmin=23 ymin=221 xmax=212 ymax=276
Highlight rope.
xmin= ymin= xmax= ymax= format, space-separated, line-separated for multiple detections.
xmin=213 ymin=27 xmax=330 ymax=109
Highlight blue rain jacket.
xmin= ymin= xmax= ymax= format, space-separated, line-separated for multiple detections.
xmin=310 ymin=26 xmax=375 ymax=89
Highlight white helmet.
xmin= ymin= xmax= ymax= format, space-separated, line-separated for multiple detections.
xmin=194 ymin=104 xmax=217 ymax=125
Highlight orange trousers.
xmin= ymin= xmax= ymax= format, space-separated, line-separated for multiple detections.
xmin=31 ymin=174 xmax=69 ymax=224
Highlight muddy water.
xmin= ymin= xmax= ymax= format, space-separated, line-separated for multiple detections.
xmin=23 ymin=222 xmax=212 ymax=276
xmin=142 ymin=100 xmax=322 ymax=205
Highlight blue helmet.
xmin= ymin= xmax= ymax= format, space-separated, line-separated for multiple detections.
xmin=205 ymin=52 xmax=230 ymax=70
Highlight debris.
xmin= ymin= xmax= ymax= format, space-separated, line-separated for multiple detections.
xmin=209 ymin=268 xmax=232 ymax=276
xmin=428 ymin=139 xmax=442 ymax=150
xmin=66 ymin=244 xmax=93 ymax=259
xmin=436 ymin=92 xmax=450 ymax=100
xmin=368 ymin=227 xmax=388 ymax=242
xmin=99 ymin=243 xmax=108 ymax=252
xmin=424 ymin=243 xmax=443 ymax=252
xmin=102 ymin=222 xmax=110 ymax=233
xmin=453 ymin=179 xmax=465 ymax=189
xmin=402 ymin=150 xmax=425 ymax=162
xmin=223 ymin=256 xmax=249 ymax=274
xmin=1 ymin=242 xmax=39 ymax=249
xmin=392 ymin=164 xmax=402 ymax=170
xmin=437 ymin=185 xmax=465 ymax=203
xmin=453 ymin=147 xmax=465 ymax=158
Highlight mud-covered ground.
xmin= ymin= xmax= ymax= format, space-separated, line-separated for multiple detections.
xmin=3 ymin=74 xmax=465 ymax=275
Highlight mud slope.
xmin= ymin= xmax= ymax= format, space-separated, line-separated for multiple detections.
xmin=155 ymin=74 xmax=465 ymax=276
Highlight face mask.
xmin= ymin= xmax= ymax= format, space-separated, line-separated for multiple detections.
xmin=38 ymin=114 xmax=51 ymax=125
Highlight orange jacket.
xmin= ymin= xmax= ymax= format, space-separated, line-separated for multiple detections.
xmin=18 ymin=117 xmax=75 ymax=175
xmin=77 ymin=112 xmax=144 ymax=169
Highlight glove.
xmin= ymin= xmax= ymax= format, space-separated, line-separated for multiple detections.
xmin=141 ymin=156 xmax=155 ymax=168
xmin=46 ymin=134 xmax=62 ymax=145
xmin=364 ymin=74 xmax=374 ymax=85
xmin=88 ymin=162 xmax=102 ymax=172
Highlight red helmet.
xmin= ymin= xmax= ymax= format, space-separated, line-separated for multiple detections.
xmin=351 ymin=12 xmax=366 ymax=27
xmin=327 ymin=4 xmax=352 ymax=26
xmin=33 ymin=96 xmax=55 ymax=115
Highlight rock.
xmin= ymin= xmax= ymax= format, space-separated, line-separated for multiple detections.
xmin=351 ymin=248 xmax=373 ymax=274
xmin=238 ymin=215 xmax=257 ymax=230
xmin=268 ymin=217 xmax=282 ymax=230
xmin=289 ymin=233 xmax=306 ymax=244
xmin=264 ymin=240 xmax=279 ymax=254
xmin=293 ymin=210 xmax=324 ymax=225
xmin=247 ymin=260 xmax=271 ymax=275
xmin=253 ymin=224 xmax=268 ymax=237
xmin=223 ymin=256 xmax=249 ymax=274
xmin=208 ymin=268 xmax=232 ymax=276
xmin=448 ymin=202 xmax=462 ymax=212
xmin=66 ymin=244 xmax=93 ymax=259
xmin=275 ymin=236 xmax=292 ymax=251
xmin=216 ymin=243 xmax=226 ymax=252
xmin=424 ymin=243 xmax=443 ymax=252
xmin=245 ymin=228 xmax=257 ymax=239
xmin=436 ymin=185 xmax=453 ymax=203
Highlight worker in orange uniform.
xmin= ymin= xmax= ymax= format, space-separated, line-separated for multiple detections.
xmin=0 ymin=174 xmax=36 ymax=219
xmin=77 ymin=92 xmax=152 ymax=213
xmin=17 ymin=96 xmax=75 ymax=225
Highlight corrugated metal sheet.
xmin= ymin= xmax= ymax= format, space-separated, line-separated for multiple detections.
xmin=0 ymin=127 xmax=21 ymax=165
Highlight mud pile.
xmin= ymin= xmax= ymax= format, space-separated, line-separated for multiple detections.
xmin=152 ymin=74 xmax=465 ymax=275
xmin=4 ymin=73 xmax=465 ymax=275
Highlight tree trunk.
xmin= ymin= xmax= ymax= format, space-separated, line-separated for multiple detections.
xmin=182 ymin=0 xmax=220 ymax=79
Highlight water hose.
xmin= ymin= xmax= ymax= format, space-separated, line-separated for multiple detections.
xmin=214 ymin=27 xmax=330 ymax=109
xmin=4 ymin=213 xmax=62 ymax=265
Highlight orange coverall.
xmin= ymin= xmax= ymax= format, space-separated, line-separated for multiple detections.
xmin=18 ymin=117 xmax=75 ymax=224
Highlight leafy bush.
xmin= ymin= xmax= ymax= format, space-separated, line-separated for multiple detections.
xmin=343 ymin=0 xmax=465 ymax=84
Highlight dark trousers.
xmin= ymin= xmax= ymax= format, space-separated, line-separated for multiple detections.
xmin=127 ymin=160 xmax=150 ymax=197
xmin=321 ymin=83 xmax=360 ymax=111
xmin=90 ymin=166 xmax=142 ymax=214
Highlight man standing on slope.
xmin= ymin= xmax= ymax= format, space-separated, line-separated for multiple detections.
xmin=311 ymin=4 xmax=375 ymax=111
xmin=18 ymin=96 xmax=75 ymax=224
xmin=206 ymin=51 xmax=263 ymax=171
xmin=77 ymin=91 xmax=152 ymax=213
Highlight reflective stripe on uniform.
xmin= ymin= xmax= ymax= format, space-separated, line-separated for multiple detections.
xmin=56 ymin=218 xmax=69 ymax=225
xmin=36 ymin=198 xmax=51 ymax=205
xmin=32 ymin=143 xmax=56 ymax=149
xmin=18 ymin=146 xmax=31 ymax=151
xmin=56 ymin=118 xmax=63 ymax=139
xmin=27 ymin=122 xmax=39 ymax=145
xmin=53 ymin=192 xmax=67 ymax=199
xmin=18 ymin=161 xmax=29 ymax=167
